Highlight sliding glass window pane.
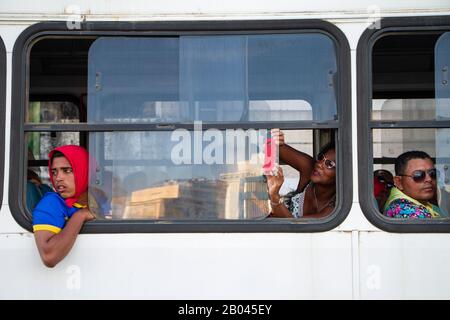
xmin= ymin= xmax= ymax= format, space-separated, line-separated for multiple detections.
xmin=88 ymin=34 xmax=337 ymax=123
xmin=372 ymin=99 xmax=435 ymax=121
xmin=88 ymin=130 xmax=276 ymax=220
xmin=248 ymin=34 xmax=337 ymax=121
xmin=371 ymin=33 xmax=439 ymax=121
xmin=179 ymin=36 xmax=247 ymax=122
xmin=436 ymin=32 xmax=450 ymax=121
xmin=88 ymin=38 xmax=179 ymax=123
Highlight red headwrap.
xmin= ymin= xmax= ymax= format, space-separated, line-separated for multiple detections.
xmin=48 ymin=145 xmax=89 ymax=208
xmin=373 ymin=177 xmax=385 ymax=198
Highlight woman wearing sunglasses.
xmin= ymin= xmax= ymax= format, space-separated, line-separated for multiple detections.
xmin=384 ymin=151 xmax=445 ymax=219
xmin=266 ymin=129 xmax=336 ymax=218
xmin=373 ymin=169 xmax=394 ymax=212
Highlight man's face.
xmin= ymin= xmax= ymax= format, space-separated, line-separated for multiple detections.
xmin=395 ymin=158 xmax=436 ymax=202
xmin=51 ymin=156 xmax=76 ymax=198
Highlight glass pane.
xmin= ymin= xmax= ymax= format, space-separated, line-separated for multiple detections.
xmin=278 ymin=130 xmax=313 ymax=195
xmin=372 ymin=128 xmax=449 ymax=217
xmin=248 ymin=34 xmax=336 ymax=121
xmin=88 ymin=129 xmax=279 ymax=220
xmin=88 ymin=129 xmax=315 ymax=220
xmin=372 ymin=99 xmax=435 ymax=121
xmin=27 ymin=101 xmax=80 ymax=123
xmin=87 ymin=34 xmax=337 ymax=123
xmin=88 ymin=37 xmax=179 ymax=123
xmin=371 ymin=33 xmax=440 ymax=120
xmin=435 ymin=32 xmax=450 ymax=219
xmin=179 ymin=36 xmax=247 ymax=121
xmin=435 ymin=32 xmax=450 ymax=120
xmin=27 ymin=132 xmax=80 ymax=161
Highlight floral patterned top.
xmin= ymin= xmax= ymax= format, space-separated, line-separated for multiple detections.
xmin=383 ymin=187 xmax=442 ymax=219
xmin=384 ymin=198 xmax=433 ymax=218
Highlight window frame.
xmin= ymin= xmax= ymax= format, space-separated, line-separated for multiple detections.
xmin=357 ymin=15 xmax=450 ymax=232
xmin=11 ymin=20 xmax=351 ymax=233
xmin=0 ymin=37 xmax=5 ymax=209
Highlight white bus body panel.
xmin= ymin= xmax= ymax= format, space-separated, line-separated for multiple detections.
xmin=0 ymin=232 xmax=353 ymax=299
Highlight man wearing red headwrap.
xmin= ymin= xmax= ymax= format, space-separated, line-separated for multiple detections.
xmin=33 ymin=145 xmax=95 ymax=268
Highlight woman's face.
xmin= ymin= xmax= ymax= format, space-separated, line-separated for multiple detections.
xmin=311 ymin=149 xmax=336 ymax=186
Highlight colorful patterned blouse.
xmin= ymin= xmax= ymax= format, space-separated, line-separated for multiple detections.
xmin=383 ymin=187 xmax=442 ymax=219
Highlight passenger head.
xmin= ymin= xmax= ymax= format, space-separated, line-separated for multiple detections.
xmin=27 ymin=169 xmax=42 ymax=184
xmin=48 ymin=145 xmax=89 ymax=207
xmin=373 ymin=169 xmax=394 ymax=212
xmin=394 ymin=151 xmax=437 ymax=202
xmin=311 ymin=141 xmax=336 ymax=186
xmin=373 ymin=169 xmax=394 ymax=197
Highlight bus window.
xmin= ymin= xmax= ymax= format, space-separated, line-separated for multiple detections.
xmin=11 ymin=21 xmax=351 ymax=232
xmin=358 ymin=16 xmax=450 ymax=231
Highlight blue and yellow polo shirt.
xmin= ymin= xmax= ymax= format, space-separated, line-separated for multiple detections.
xmin=32 ymin=192 xmax=86 ymax=234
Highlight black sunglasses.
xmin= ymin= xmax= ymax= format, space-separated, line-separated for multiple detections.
xmin=399 ymin=168 xmax=438 ymax=183
xmin=376 ymin=175 xmax=394 ymax=188
xmin=317 ymin=153 xmax=336 ymax=169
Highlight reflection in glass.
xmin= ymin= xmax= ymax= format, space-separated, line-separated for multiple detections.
xmin=88 ymin=34 xmax=337 ymax=123
xmin=27 ymin=101 xmax=80 ymax=123
xmin=26 ymin=101 xmax=80 ymax=162
xmin=372 ymin=99 xmax=436 ymax=121
xmin=88 ymin=130 xmax=276 ymax=220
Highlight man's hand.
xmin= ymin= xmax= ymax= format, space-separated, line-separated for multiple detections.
xmin=78 ymin=208 xmax=95 ymax=222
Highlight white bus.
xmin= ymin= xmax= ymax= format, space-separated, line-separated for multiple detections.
xmin=1 ymin=1 xmax=450 ymax=299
